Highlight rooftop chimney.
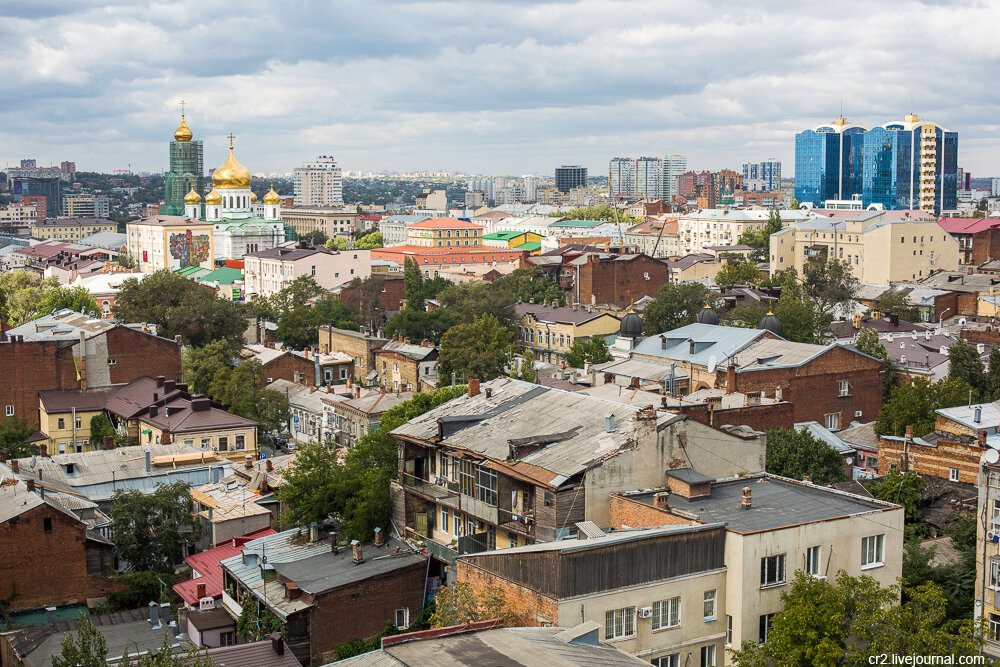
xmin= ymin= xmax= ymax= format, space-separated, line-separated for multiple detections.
xmin=245 ymin=455 xmax=254 ymax=470
xmin=741 ymin=487 xmax=752 ymax=510
xmin=374 ymin=526 xmax=384 ymax=546
xmin=270 ymin=633 xmax=284 ymax=656
xmin=266 ymin=459 xmax=273 ymax=472
xmin=605 ymin=413 xmax=615 ymax=433
xmin=26 ymin=479 xmax=35 ymax=493
xmin=975 ymin=406 xmax=982 ymax=423
xmin=468 ymin=379 xmax=480 ymax=397
xmin=149 ymin=601 xmax=161 ymax=629
xmin=330 ymin=532 xmax=339 ymax=554
xmin=10 ymin=459 xmax=18 ymax=473
xmin=352 ymin=539 xmax=364 ymax=564
xmin=689 ymin=339 xmax=696 ymax=354
xmin=653 ymin=491 xmax=670 ymax=510
xmin=196 ymin=582 xmax=206 ymax=599
xmin=156 ymin=376 xmax=165 ymax=388
xmin=905 ymin=424 xmax=914 ymax=440
xmin=40 ymin=444 xmax=48 ymax=458
xmin=310 ymin=521 xmax=320 ymax=543
xmin=144 ymin=449 xmax=151 ymax=474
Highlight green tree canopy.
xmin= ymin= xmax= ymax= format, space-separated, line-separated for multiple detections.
xmin=208 ymin=359 xmax=290 ymax=434
xmin=737 ymin=209 xmax=783 ymax=262
xmin=855 ymin=327 xmax=897 ymax=400
xmin=355 ymin=231 xmax=383 ymax=249
xmin=0 ymin=416 xmax=37 ymax=458
xmin=986 ymin=344 xmax=1000 ymax=401
xmin=299 ymin=229 xmax=328 ymax=245
xmin=547 ymin=205 xmax=640 ymax=224
xmin=52 ymin=614 xmax=108 ymax=667
xmin=439 ymin=313 xmax=516 ymax=383
xmin=430 ymin=581 xmax=531 ymax=629
xmin=438 ymin=282 xmax=518 ymax=330
xmin=490 ymin=266 xmax=565 ymax=306
xmin=875 ymin=289 xmax=921 ymax=322
xmin=108 ymin=481 xmax=202 ymax=572
xmin=0 ymin=271 xmax=98 ymax=326
xmin=182 ymin=340 xmax=237 ymax=396
xmin=725 ymin=281 xmax=822 ymax=343
xmin=403 ymin=257 xmax=425 ymax=311
xmin=385 ymin=308 xmax=458 ymax=346
xmin=518 ymin=349 xmax=537 ymax=383
xmin=564 ymin=336 xmax=613 ymax=369
xmin=642 ymin=283 xmax=714 ymax=335
xmin=111 ymin=271 xmax=246 ymax=346
xmin=764 ymin=428 xmax=847 ymax=485
xmin=869 ymin=469 xmax=925 ymax=524
xmin=875 ymin=377 xmax=976 ymax=438
xmin=802 ymin=258 xmax=859 ymax=318
xmin=325 ymin=236 xmax=350 ymax=251
xmin=947 ymin=338 xmax=986 ymax=395
xmin=714 ymin=256 xmax=763 ymax=287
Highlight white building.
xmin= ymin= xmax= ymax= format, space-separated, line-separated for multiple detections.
xmin=293 ymin=155 xmax=344 ymax=207
xmin=243 ymin=242 xmax=371 ymax=299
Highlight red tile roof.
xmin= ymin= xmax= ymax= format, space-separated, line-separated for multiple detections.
xmin=938 ymin=217 xmax=1000 ymax=234
xmin=372 ymin=246 xmax=525 ymax=265
xmin=408 ymin=217 xmax=483 ymax=230
xmin=172 ymin=527 xmax=276 ymax=605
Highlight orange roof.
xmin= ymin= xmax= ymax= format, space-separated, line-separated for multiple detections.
xmin=409 ymin=217 xmax=483 ymax=230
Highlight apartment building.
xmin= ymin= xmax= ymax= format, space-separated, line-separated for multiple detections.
xmin=126 ymin=215 xmax=216 ymax=272
xmin=975 ymin=459 xmax=1000 ymax=659
xmin=388 ymin=377 xmax=765 ymax=563
xmin=415 ymin=188 xmax=448 ymax=210
xmin=373 ymin=337 xmax=439 ymax=391
xmin=515 ymin=302 xmax=621 ymax=365
xmin=0 ymin=202 xmax=39 ymax=226
xmin=677 ymin=209 xmax=807 ymax=255
xmin=769 ymin=209 xmax=961 ymax=283
xmin=37 ymin=388 xmax=115 ymax=454
xmin=624 ymin=219 xmax=680 ymax=258
xmin=243 ymin=242 xmax=371 ymax=298
xmin=280 ymin=205 xmax=360 ymax=239
xmin=62 ymin=194 xmax=110 ymax=218
xmin=31 ymin=217 xmax=115 ymax=242
xmin=293 ymin=156 xmax=344 ymax=206
xmin=406 ymin=217 xmax=482 ymax=248
xmin=330 ymin=390 xmax=414 ymax=448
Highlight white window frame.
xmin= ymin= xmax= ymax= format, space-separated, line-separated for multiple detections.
xmin=394 ymin=608 xmax=409 ymax=629
xmin=701 ymin=645 xmax=716 ymax=667
xmin=703 ymin=590 xmax=716 ymax=621
xmin=949 ymin=468 xmax=959 ymax=482
xmin=990 ymin=559 xmax=1000 ymax=590
xmin=653 ymin=655 xmax=679 ymax=667
xmin=805 ymin=545 xmax=822 ymax=577
xmin=652 ymin=597 xmax=680 ymax=631
xmin=726 ymin=615 xmax=733 ymax=646
xmin=4 ymin=405 xmax=13 ymax=417
xmin=838 ymin=379 xmax=849 ymax=396
xmin=861 ymin=534 xmax=884 ymax=569
xmin=440 ymin=506 xmax=449 ymax=534
xmin=604 ymin=606 xmax=636 ymax=640
xmin=824 ymin=412 xmax=839 ymax=430
xmin=760 ymin=554 xmax=786 ymax=587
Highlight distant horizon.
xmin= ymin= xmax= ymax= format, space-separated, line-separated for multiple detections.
xmin=2 ymin=1 xmax=997 ymax=178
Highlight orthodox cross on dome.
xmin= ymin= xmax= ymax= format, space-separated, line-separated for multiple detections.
xmin=227 ymin=133 xmax=236 ymax=149
xmin=179 ymin=99 xmax=187 ymax=117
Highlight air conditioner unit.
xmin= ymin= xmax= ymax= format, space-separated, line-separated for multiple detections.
xmin=854 ymin=411 xmax=863 ymax=418
xmin=639 ymin=607 xmax=653 ymax=619
xmin=988 ymin=530 xmax=999 ymax=543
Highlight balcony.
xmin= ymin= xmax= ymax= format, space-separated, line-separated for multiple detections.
xmin=400 ymin=472 xmax=460 ymax=510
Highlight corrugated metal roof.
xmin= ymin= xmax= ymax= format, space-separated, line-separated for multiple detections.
xmin=734 ymin=338 xmax=830 ymax=371
xmin=631 ymin=323 xmax=768 ymax=366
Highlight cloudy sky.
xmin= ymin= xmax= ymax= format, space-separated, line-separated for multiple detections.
xmin=2 ymin=0 xmax=999 ymax=177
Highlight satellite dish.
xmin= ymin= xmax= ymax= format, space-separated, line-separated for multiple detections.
xmin=707 ymin=354 xmax=718 ymax=374
xmin=846 ymin=457 xmax=854 ymax=465
xmin=983 ymin=449 xmax=1000 ymax=465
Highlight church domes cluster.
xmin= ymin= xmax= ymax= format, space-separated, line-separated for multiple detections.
xmin=212 ymin=145 xmax=252 ymax=189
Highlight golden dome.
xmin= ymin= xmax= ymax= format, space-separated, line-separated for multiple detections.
xmin=250 ymin=191 xmax=258 ymax=204
xmin=184 ymin=186 xmax=201 ymax=204
xmin=205 ymin=188 xmax=223 ymax=205
xmin=173 ymin=115 xmax=193 ymax=142
xmin=211 ymin=146 xmax=251 ymax=189
xmin=263 ymin=183 xmax=280 ymax=204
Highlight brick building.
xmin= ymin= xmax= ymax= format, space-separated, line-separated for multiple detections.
xmin=0 ymin=311 xmax=181 ymax=425
xmin=318 ymin=326 xmax=387 ymax=385
xmin=373 ymin=337 xmax=439 ymax=391
xmin=575 ymin=253 xmax=669 ymax=308
xmin=338 ymin=276 xmax=406 ymax=329
xmin=0 ymin=474 xmax=120 ymax=612
xmin=243 ymin=344 xmax=353 ymax=387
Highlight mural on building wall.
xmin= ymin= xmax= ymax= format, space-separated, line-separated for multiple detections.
xmin=169 ymin=229 xmax=210 ymax=266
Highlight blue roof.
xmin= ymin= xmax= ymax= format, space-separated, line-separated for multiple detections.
xmin=631 ymin=323 xmax=770 ymax=366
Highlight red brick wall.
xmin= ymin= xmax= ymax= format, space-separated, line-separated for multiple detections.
xmin=308 ymin=560 xmax=426 ymax=665
xmin=971 ymin=228 xmax=1000 ymax=265
xmin=676 ymin=401 xmax=797 ymax=431
xmin=261 ymin=352 xmax=316 ymax=385
xmin=878 ymin=437 xmax=982 ymax=484
xmin=1 ymin=502 xmax=123 ymax=612
xmin=456 ymin=560 xmax=558 ymax=625
xmin=609 ymin=495 xmax=690 ymax=530
xmin=104 ymin=327 xmax=182 ymax=386
xmin=576 ymin=254 xmax=669 ymax=308
xmin=340 ymin=277 xmax=406 ymax=315
xmin=0 ymin=339 xmax=63 ymax=424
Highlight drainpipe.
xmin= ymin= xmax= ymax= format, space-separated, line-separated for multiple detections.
xmin=72 ymin=407 xmax=77 ymax=453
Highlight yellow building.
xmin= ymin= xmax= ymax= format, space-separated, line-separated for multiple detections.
xmin=405 ymin=217 xmax=483 ymax=248
xmin=136 ymin=396 xmax=258 ymax=463
xmin=37 ymin=389 xmax=116 ymax=454
xmin=515 ymin=302 xmax=621 ymax=365
xmin=769 ymin=210 xmax=960 ymax=283
xmin=31 ymin=217 xmax=115 ymax=242
xmin=482 ymin=230 xmax=542 ymax=249
xmin=977 ymin=460 xmax=1000 ymax=658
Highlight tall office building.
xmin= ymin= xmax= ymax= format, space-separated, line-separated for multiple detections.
xmin=795 ymin=114 xmax=957 ymax=214
xmin=11 ymin=176 xmax=61 ymax=217
xmin=794 ymin=116 xmax=866 ymax=206
xmin=664 ymin=154 xmax=687 ymax=200
xmin=161 ymin=112 xmax=204 ymax=216
xmin=555 ymin=165 xmax=587 ymax=193
xmin=293 ymin=156 xmax=344 ymax=206
xmin=522 ymin=176 xmax=537 ymax=202
xmin=860 ymin=114 xmax=957 ymax=214
xmin=742 ymin=159 xmax=781 ymax=191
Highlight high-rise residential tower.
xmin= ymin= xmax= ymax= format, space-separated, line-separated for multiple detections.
xmin=293 ymin=156 xmax=344 ymax=206
xmin=742 ymin=159 xmax=781 ymax=192
xmin=555 ymin=165 xmax=587 ymax=193
xmin=609 ymin=157 xmax=665 ymax=199
xmin=664 ymin=154 xmax=687 ymax=200
xmin=161 ymin=112 xmax=205 ymax=216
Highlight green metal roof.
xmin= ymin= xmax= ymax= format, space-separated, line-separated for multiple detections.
xmin=550 ymin=219 xmax=607 ymax=228
xmin=515 ymin=241 xmax=541 ymax=251
xmin=484 ymin=231 xmax=523 ymax=240
xmin=197 ymin=267 xmax=244 ymax=285
xmin=174 ymin=265 xmax=209 ymax=277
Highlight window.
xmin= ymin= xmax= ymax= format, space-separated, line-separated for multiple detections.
xmin=5 ymin=405 xmax=13 ymax=417
xmin=453 ymin=512 xmax=461 ymax=536
xmin=477 ymin=466 xmax=498 ymax=506
xmin=838 ymin=379 xmax=849 ymax=396
xmin=459 ymin=460 xmax=475 ymax=497
xmin=700 ymin=645 xmax=716 ymax=666
xmin=653 ymin=655 xmax=679 ymax=667
xmin=824 ymin=412 xmax=839 ymax=430
xmin=236 ymin=435 xmax=245 ymax=449
xmin=990 ymin=613 xmax=1000 ymax=642
xmin=43 ymin=517 xmax=52 ymax=533
xmin=949 ymin=468 xmax=959 ymax=482
xmin=990 ymin=559 xmax=1000 ymax=590
xmin=440 ymin=506 xmax=449 ymax=533
xmin=760 ymin=554 xmax=785 ymax=587
xmin=218 ymin=437 xmax=229 ymax=452
xmin=200 ymin=438 xmax=211 ymax=449
xmin=862 ymin=534 xmax=884 ymax=568
xmin=703 ymin=590 xmax=716 ymax=620
xmin=604 ymin=607 xmax=636 ymax=640
xmin=759 ymin=613 xmax=774 ymax=644
xmin=75 ymin=417 xmax=82 ymax=428
xmin=805 ymin=545 xmax=821 ymax=576
xmin=219 ymin=631 xmax=235 ymax=647
xmin=726 ymin=615 xmax=733 ymax=646
xmin=311 ymin=265 xmax=316 ymax=276
xmin=993 ymin=499 xmax=1000 ymax=521
xmin=58 ymin=417 xmax=65 ymax=429
xmin=652 ymin=597 xmax=680 ymax=630
xmin=395 ymin=608 xmax=409 ymax=629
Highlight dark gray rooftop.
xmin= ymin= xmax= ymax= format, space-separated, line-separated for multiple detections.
xmin=270 ymin=537 xmax=425 ymax=596
xmin=632 ymin=474 xmax=897 ymax=533
xmin=664 ymin=468 xmax=713 ymax=485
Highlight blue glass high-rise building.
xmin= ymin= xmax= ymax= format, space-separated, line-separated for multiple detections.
xmin=795 ymin=114 xmax=957 ymax=215
xmin=794 ymin=116 xmax=865 ymax=206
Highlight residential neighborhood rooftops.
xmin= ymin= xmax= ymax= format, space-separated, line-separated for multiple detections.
xmin=173 ymin=527 xmax=277 ymax=605
xmin=408 ymin=217 xmax=482 ymax=229
xmin=338 ymin=390 xmax=415 ymax=416
xmin=936 ymin=402 xmax=1000 ymax=430
xmin=4 ymin=308 xmax=162 ymax=342
xmin=38 ymin=387 xmax=116 ymax=414
xmin=245 ymin=242 xmax=333 ymax=261
xmin=631 ymin=323 xmax=770 ymax=366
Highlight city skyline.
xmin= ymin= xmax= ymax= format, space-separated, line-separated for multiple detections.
xmin=2 ymin=1 xmax=998 ymax=177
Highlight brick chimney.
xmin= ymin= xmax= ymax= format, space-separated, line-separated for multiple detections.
xmin=266 ymin=459 xmax=273 ymax=472
xmin=244 ymin=455 xmax=253 ymax=469
xmin=196 ymin=582 xmax=206 ymax=599
xmin=741 ymin=487 xmax=752 ymax=510
xmin=26 ymin=479 xmax=35 ymax=493
xmin=726 ymin=363 xmax=737 ymax=395
xmin=653 ymin=491 xmax=670 ymax=510
xmin=270 ymin=633 xmax=284 ymax=656
xmin=905 ymin=425 xmax=913 ymax=440
xmin=374 ymin=526 xmax=384 ymax=546
xmin=468 ymin=379 xmax=480 ymax=397
xmin=351 ymin=539 xmax=364 ymax=564
xmin=39 ymin=444 xmax=48 ymax=457
xmin=10 ymin=459 xmax=18 ymax=473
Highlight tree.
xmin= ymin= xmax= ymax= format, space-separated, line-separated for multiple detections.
xmin=986 ymin=344 xmax=1000 ymax=401
xmin=0 ymin=416 xmax=36 ymax=458
xmin=52 ymin=614 xmax=108 ymax=667
xmin=764 ymin=428 xmax=847 ymax=485
xmin=403 ymin=257 xmax=425 ymax=311
xmin=518 ymin=349 xmax=537 ymax=383
xmin=547 ymin=205 xmax=640 ymax=224
xmin=236 ymin=596 xmax=282 ymax=642
xmin=714 ymin=256 xmax=762 ymax=287
xmin=490 ymin=267 xmax=565 ymax=306
xmin=340 ymin=275 xmax=388 ymax=331
xmin=948 ymin=338 xmax=985 ymax=395
xmin=355 ymin=231 xmax=383 ymax=249
xmin=729 ymin=571 xmax=985 ymax=666
xmin=875 ymin=377 xmax=976 ymax=438
xmin=642 ymin=283 xmax=713 ymax=335
xmin=36 ymin=284 xmax=99 ymax=319
xmin=182 ymin=340 xmax=237 ymax=397
xmin=869 ymin=469 xmax=925 ymax=524
xmin=737 ymin=209 xmax=783 ymax=262
xmin=274 ymin=305 xmax=323 ymax=350
xmin=116 ymin=249 xmax=136 ymax=270
xmin=209 ymin=359 xmax=290 ymax=434
xmin=112 ymin=271 xmax=246 ymax=346
xmin=325 ymin=236 xmax=350 ymax=251
xmin=0 ymin=271 xmax=98 ymax=326
xmin=385 ymin=308 xmax=458 ymax=346
xmin=802 ymin=258 xmax=858 ymax=319
xmin=438 ymin=282 xmax=518 ymax=330
xmin=564 ymin=336 xmax=613 ymax=369
xmin=439 ymin=314 xmax=516 ymax=383
xmin=430 ymin=581 xmax=531 ymax=628
xmin=119 ymin=633 xmax=216 ymax=667
xmin=300 ymin=229 xmax=328 ymax=245
xmin=108 ymin=482 xmax=202 ymax=572
xmin=313 ymin=294 xmax=360 ymax=331
xmin=89 ymin=414 xmax=116 ymax=448
xmin=875 ymin=289 xmax=920 ymax=322
xmin=855 ymin=327 xmax=897 ymax=400
xmin=789 ymin=198 xmax=800 ymax=209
